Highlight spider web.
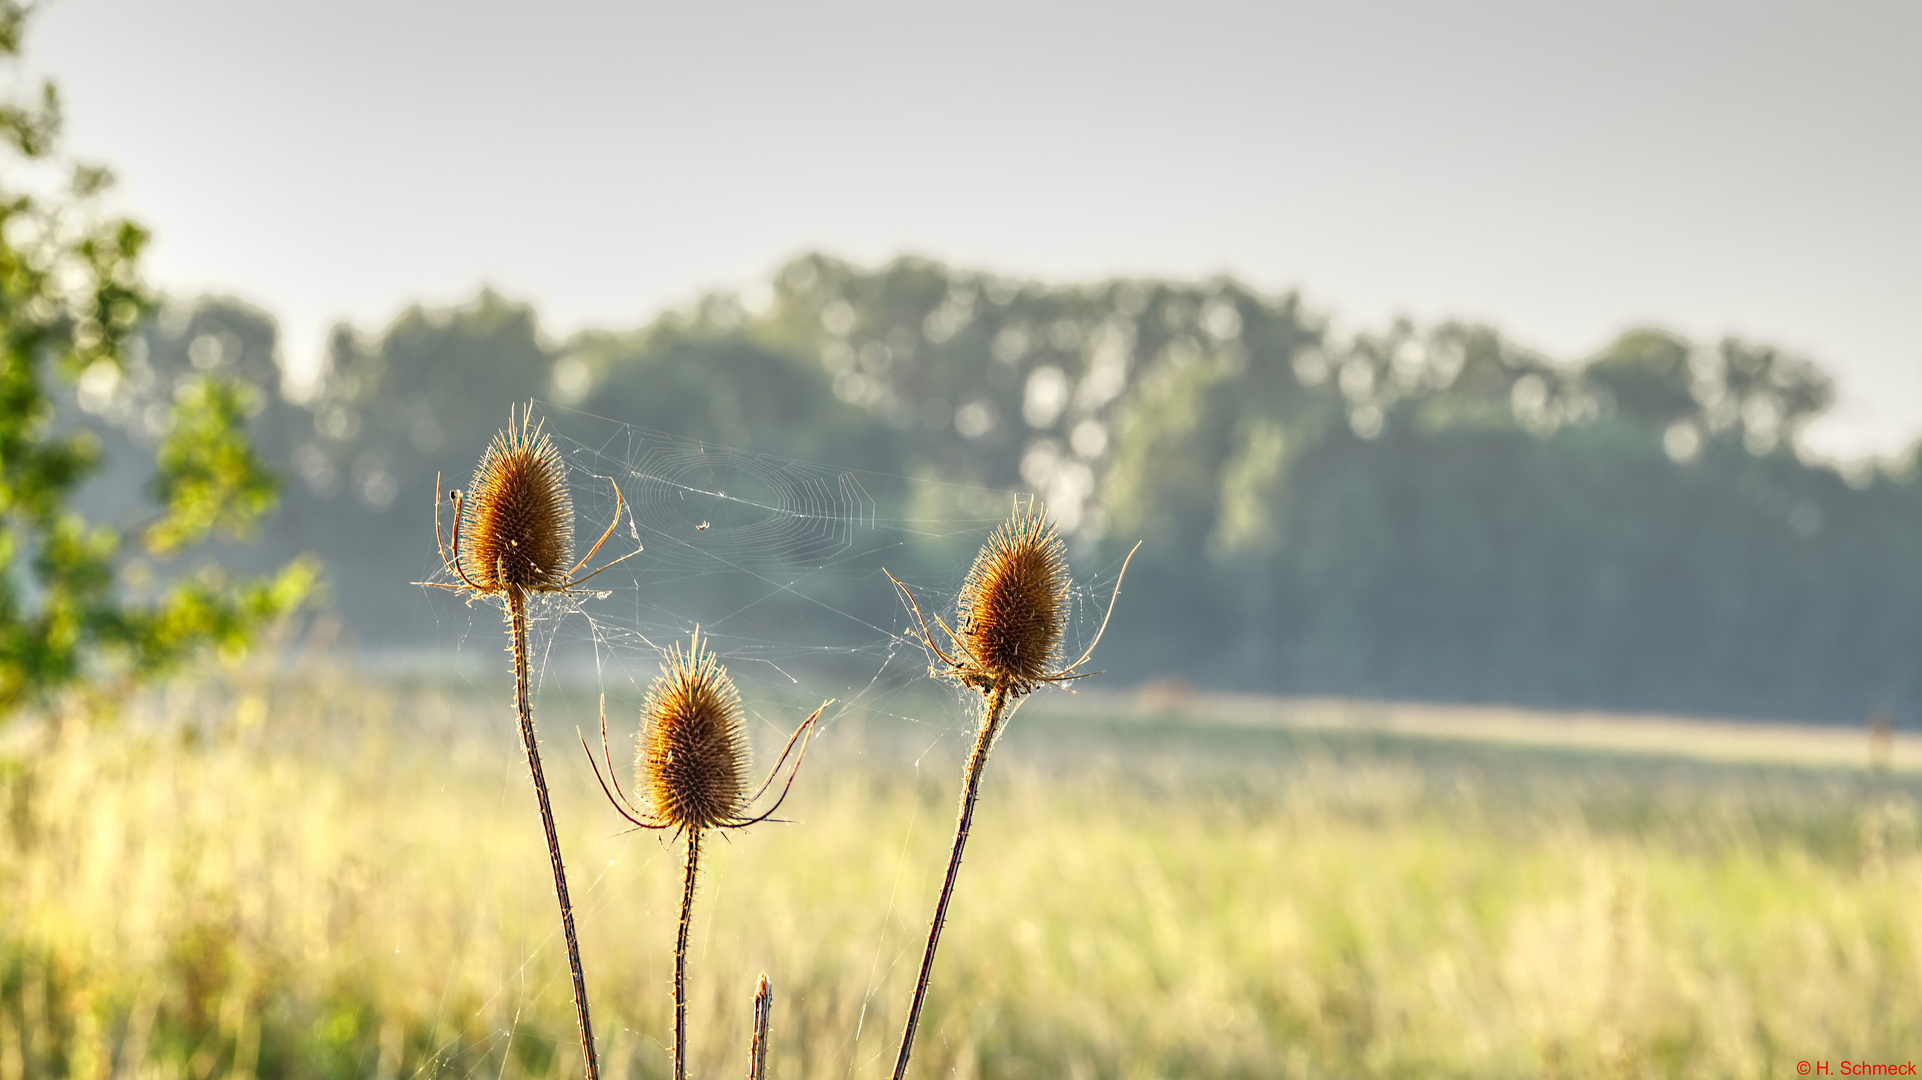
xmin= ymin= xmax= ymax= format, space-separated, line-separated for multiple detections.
xmin=410 ymin=401 xmax=1137 ymax=1079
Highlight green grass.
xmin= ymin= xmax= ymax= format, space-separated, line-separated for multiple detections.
xmin=2 ymin=666 xmax=1918 ymax=1079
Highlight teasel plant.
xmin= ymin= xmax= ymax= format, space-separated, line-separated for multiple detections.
xmin=421 ymin=405 xmax=642 ymax=1080
xmin=883 ymin=499 xmax=1137 ymax=1079
xmin=583 ymin=630 xmax=827 ymax=1080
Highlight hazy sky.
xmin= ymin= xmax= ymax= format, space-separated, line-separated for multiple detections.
xmin=29 ymin=0 xmax=1922 ymax=460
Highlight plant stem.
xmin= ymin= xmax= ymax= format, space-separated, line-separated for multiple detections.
xmin=889 ymin=684 xmax=1009 ymax=1080
xmin=749 ymin=974 xmax=772 ymax=1080
xmin=509 ymin=587 xmax=600 ymax=1080
xmin=675 ymin=826 xmax=702 ymax=1080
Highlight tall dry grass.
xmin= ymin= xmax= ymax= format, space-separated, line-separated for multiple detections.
xmin=2 ymin=666 xmax=1918 ymax=1078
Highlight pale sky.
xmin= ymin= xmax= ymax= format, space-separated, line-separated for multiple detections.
xmin=29 ymin=0 xmax=1922 ymax=460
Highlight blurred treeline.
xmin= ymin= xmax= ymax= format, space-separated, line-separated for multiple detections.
xmin=70 ymin=254 xmax=1922 ymax=722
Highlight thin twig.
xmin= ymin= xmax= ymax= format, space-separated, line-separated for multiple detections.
xmin=889 ymin=684 xmax=1010 ymax=1080
xmin=510 ymin=587 xmax=601 ymax=1080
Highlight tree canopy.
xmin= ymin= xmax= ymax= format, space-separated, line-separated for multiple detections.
xmin=155 ymin=250 xmax=1914 ymax=724
xmin=0 ymin=2 xmax=309 ymax=716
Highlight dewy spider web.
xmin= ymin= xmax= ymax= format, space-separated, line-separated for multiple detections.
xmin=505 ymin=404 xmax=1127 ymax=701
xmin=413 ymin=401 xmax=1136 ymax=1079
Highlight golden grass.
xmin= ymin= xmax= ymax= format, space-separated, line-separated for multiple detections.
xmin=1 ymin=669 xmax=1918 ymax=1079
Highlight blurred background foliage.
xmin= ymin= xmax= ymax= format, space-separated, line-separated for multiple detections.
xmin=91 ymin=250 xmax=1904 ymax=723
xmin=0 ymin=0 xmax=1906 ymax=725
xmin=0 ymin=0 xmax=308 ymax=716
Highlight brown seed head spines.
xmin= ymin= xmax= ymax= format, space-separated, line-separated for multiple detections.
xmin=460 ymin=407 xmax=575 ymax=592
xmin=638 ymin=631 xmax=750 ymax=831
xmin=956 ymin=500 xmax=1069 ymax=694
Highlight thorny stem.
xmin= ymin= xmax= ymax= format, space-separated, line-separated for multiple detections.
xmin=890 ymin=684 xmax=1010 ymax=1080
xmin=675 ymin=826 xmax=703 ymax=1080
xmin=509 ymin=588 xmax=600 ymax=1080
xmin=749 ymin=974 xmax=772 ymax=1080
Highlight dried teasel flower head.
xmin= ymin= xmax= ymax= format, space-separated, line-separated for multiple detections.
xmin=459 ymin=406 xmax=576 ymax=593
xmin=637 ymin=630 xmax=751 ymax=831
xmin=425 ymin=406 xmax=641 ymax=602
xmin=953 ymin=500 xmax=1070 ymax=695
xmin=888 ymin=499 xmax=1136 ymax=702
xmin=586 ymin=643 xmax=826 ymax=839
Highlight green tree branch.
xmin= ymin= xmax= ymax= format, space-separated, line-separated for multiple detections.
xmin=0 ymin=0 xmax=309 ymax=716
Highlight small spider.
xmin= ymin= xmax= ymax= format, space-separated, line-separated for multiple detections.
xmin=697 ymin=521 xmax=710 ymax=532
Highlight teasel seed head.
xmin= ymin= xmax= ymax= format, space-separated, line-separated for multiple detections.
xmin=461 ymin=408 xmax=576 ymax=593
xmin=955 ymin=501 xmax=1069 ymax=695
xmin=638 ymin=630 xmax=751 ymax=831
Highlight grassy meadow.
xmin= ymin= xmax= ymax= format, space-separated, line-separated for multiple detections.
xmin=2 ymin=662 xmax=1918 ymax=1079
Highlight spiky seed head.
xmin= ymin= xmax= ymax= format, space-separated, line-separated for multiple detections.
xmin=637 ymin=631 xmax=750 ymax=831
xmin=955 ymin=501 xmax=1069 ymax=695
xmin=461 ymin=409 xmax=575 ymax=592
